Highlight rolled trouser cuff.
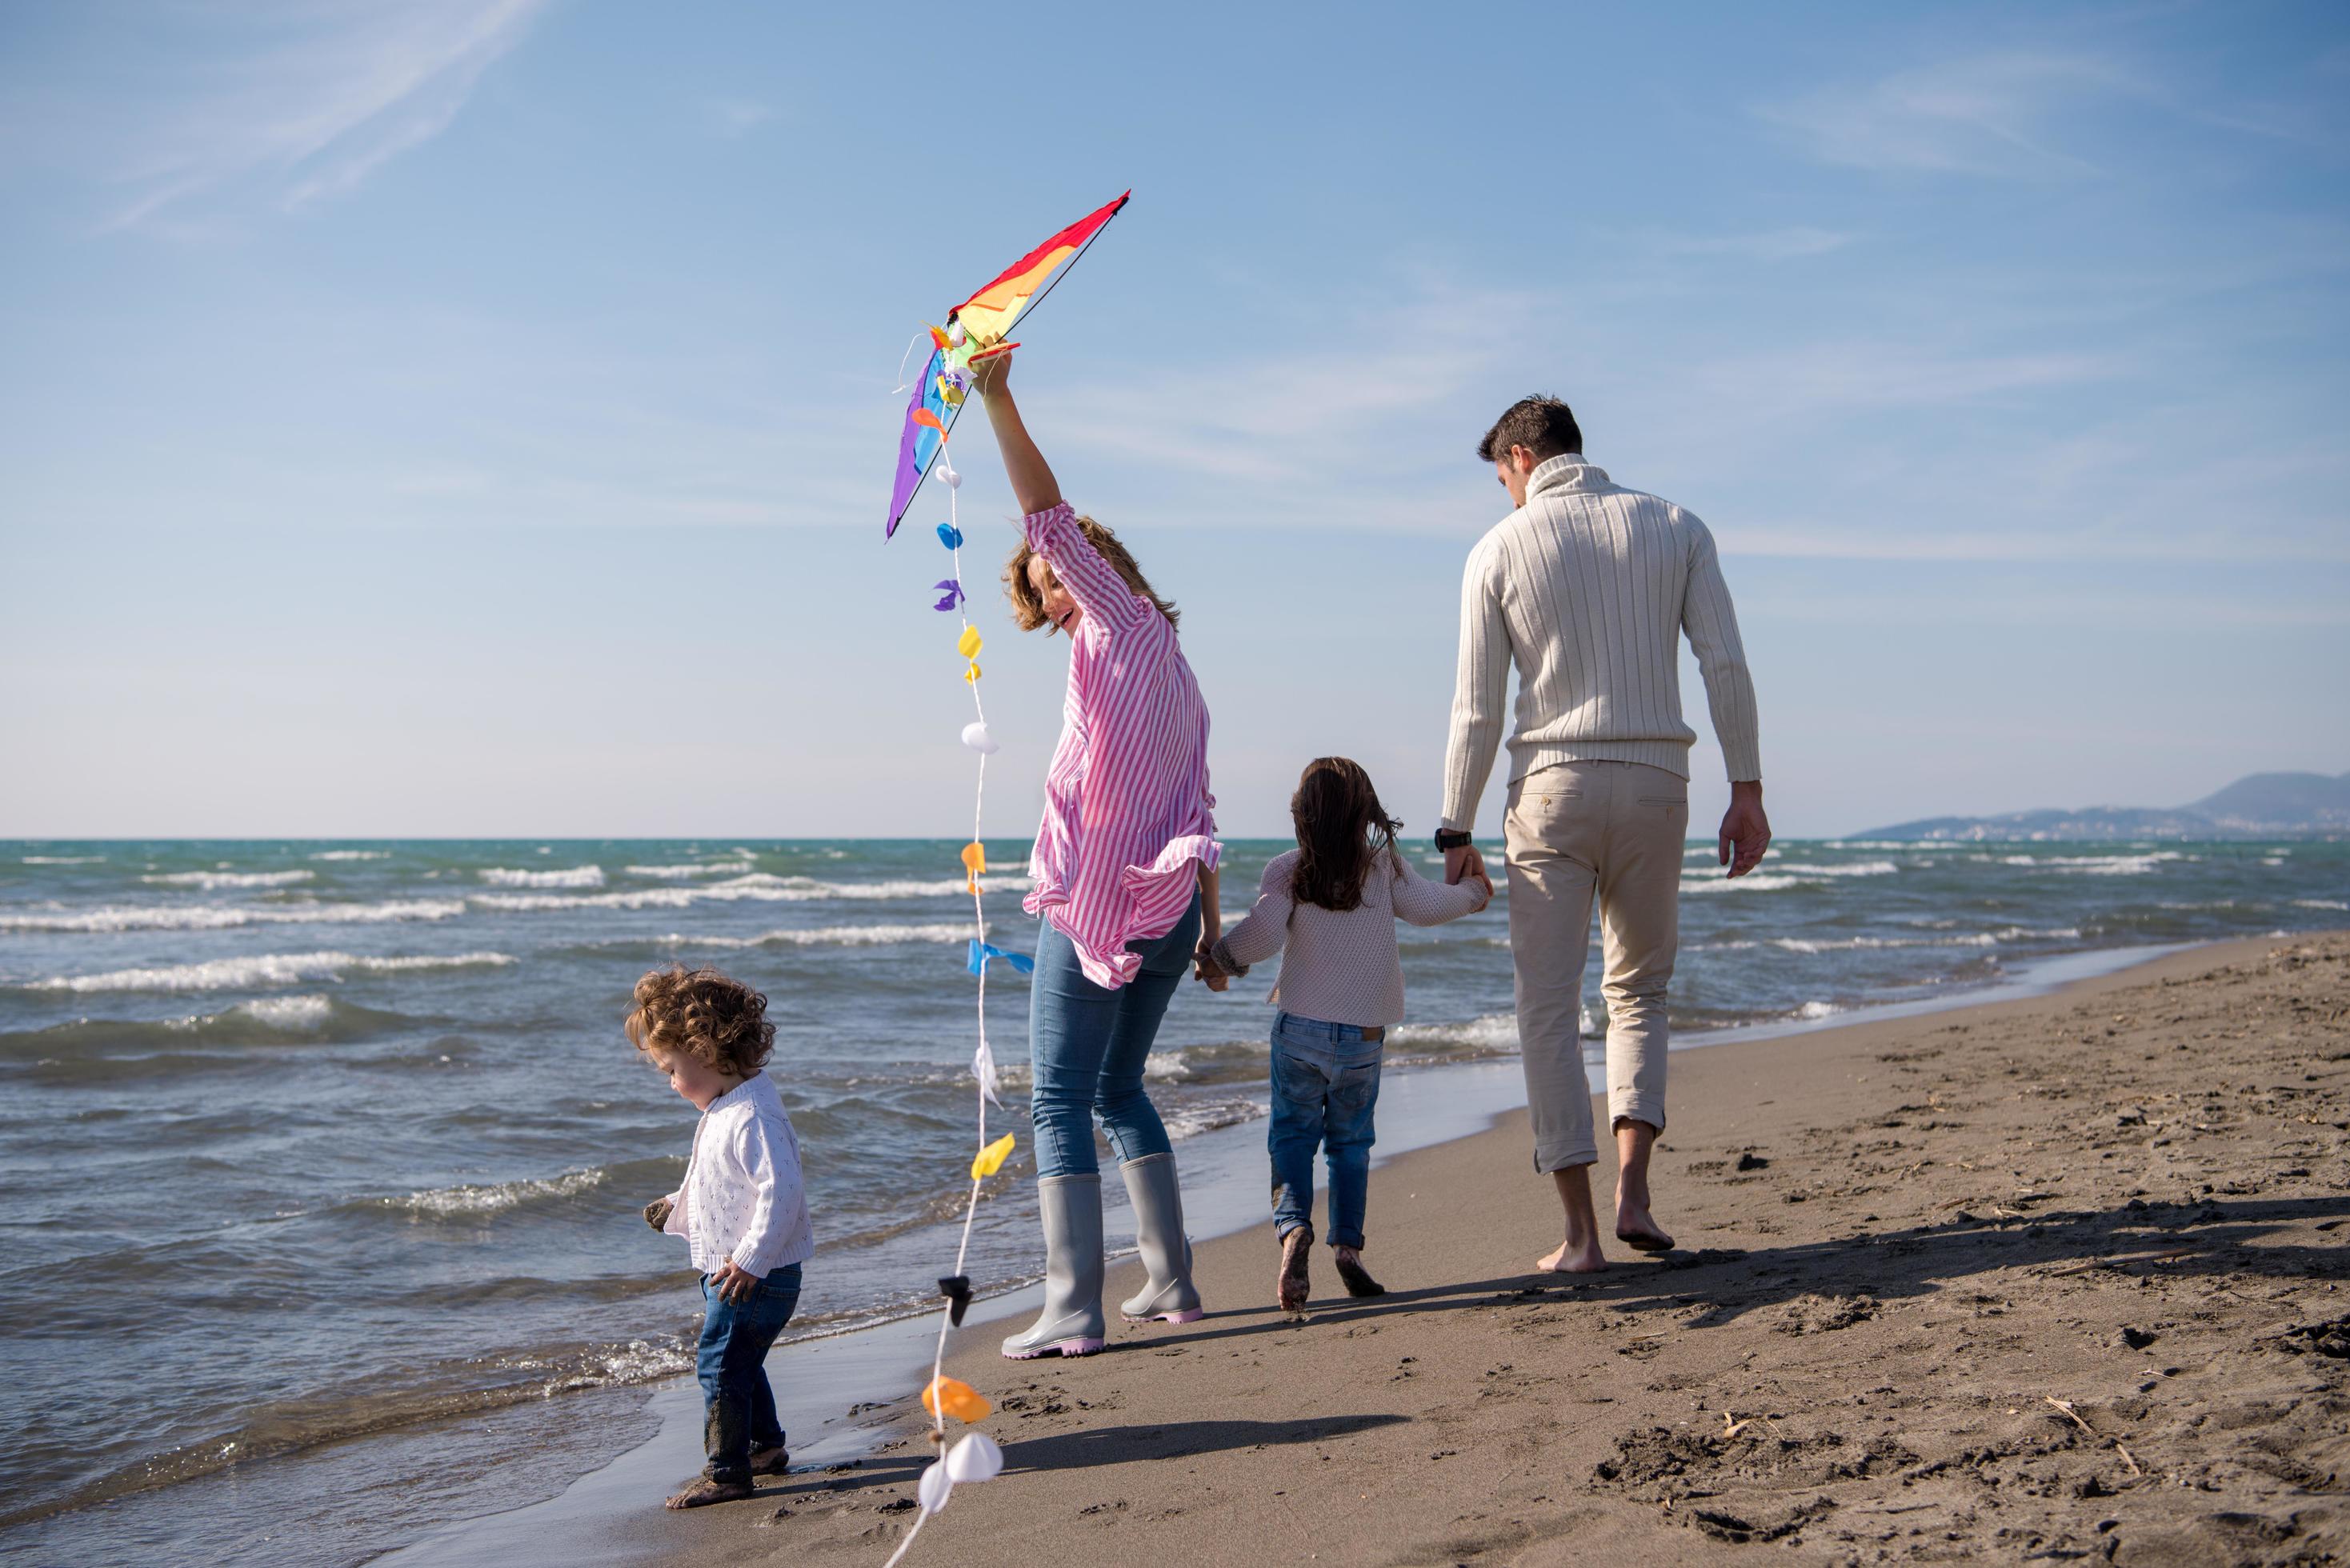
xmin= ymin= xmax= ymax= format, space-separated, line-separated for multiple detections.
xmin=1532 ymin=1138 xmax=1599 ymax=1174
xmin=1610 ymin=1098 xmax=1666 ymax=1136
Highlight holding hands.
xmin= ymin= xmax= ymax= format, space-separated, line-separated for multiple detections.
xmin=1443 ymin=842 xmax=1495 ymax=900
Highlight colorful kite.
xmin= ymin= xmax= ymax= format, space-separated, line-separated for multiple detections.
xmin=875 ymin=192 xmax=1134 ymax=1567
xmin=885 ymin=190 xmax=1130 ymax=538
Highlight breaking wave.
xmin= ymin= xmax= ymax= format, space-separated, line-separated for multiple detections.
xmin=1770 ymin=860 xmax=1900 ymax=878
xmin=631 ymin=922 xmax=974 ymax=950
xmin=0 ymin=899 xmax=467 ymax=934
xmin=377 ymin=1168 xmax=609 ymax=1218
xmin=468 ymin=874 xmax=1026 ymax=914
xmin=478 ymin=866 xmax=606 ymax=889
xmin=222 ymin=995 xmax=334 ymax=1030
xmin=142 ymin=870 xmax=315 ymax=890
xmin=23 ymin=950 xmax=517 ymax=994
xmin=1680 ymin=873 xmax=1821 ymax=894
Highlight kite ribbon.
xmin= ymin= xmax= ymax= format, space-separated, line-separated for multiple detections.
xmin=879 ymin=426 xmax=1017 ymax=1568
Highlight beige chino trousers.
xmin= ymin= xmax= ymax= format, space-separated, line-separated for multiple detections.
xmin=1503 ymin=760 xmax=1687 ymax=1171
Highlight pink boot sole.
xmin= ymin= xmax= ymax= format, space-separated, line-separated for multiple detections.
xmin=1001 ymin=1336 xmax=1106 ymax=1360
xmin=1124 ymin=1306 xmax=1204 ymax=1325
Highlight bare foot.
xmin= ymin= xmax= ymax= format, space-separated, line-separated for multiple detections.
xmin=1611 ymin=1121 xmax=1671 ymax=1251
xmin=665 ymin=1477 xmax=754 ymax=1510
xmin=1277 ymin=1226 xmax=1312 ymax=1313
xmin=1536 ymin=1237 xmax=1607 ymax=1273
xmin=748 ymin=1445 xmax=789 ymax=1475
xmin=1331 ymin=1246 xmax=1384 ymax=1298
xmin=1615 ymin=1210 xmax=1675 ymax=1253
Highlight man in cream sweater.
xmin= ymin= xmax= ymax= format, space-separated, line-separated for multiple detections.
xmin=1438 ymin=395 xmax=1771 ymax=1273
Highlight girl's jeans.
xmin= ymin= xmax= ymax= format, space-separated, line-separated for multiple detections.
xmin=695 ymin=1261 xmax=803 ymax=1484
xmin=1027 ymin=894 xmax=1202 ymax=1179
xmin=1267 ymin=1012 xmax=1384 ymax=1250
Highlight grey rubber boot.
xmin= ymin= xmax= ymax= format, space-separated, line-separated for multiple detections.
xmin=1000 ymin=1174 xmax=1107 ymax=1358
xmin=1117 ymin=1152 xmax=1204 ymax=1323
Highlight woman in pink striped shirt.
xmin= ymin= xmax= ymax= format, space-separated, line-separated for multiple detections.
xmin=973 ymin=353 xmax=1222 ymax=1360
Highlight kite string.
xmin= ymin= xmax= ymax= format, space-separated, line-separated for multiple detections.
xmin=882 ymin=466 xmax=991 ymax=1568
xmin=891 ymin=331 xmax=928 ymax=396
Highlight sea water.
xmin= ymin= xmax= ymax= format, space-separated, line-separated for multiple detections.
xmin=0 ymin=837 xmax=2341 ymax=1563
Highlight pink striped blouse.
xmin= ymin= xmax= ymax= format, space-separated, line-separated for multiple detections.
xmin=1021 ymin=502 xmax=1219 ymax=990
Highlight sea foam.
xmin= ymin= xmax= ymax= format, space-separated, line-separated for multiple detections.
xmin=1770 ymin=860 xmax=1900 ymax=878
xmin=223 ymin=995 xmax=334 ymax=1030
xmin=640 ymin=922 xmax=974 ymax=949
xmin=1767 ymin=934 xmax=1996 ymax=954
xmin=382 ymin=1167 xmax=608 ymax=1218
xmin=466 ymin=874 xmax=1026 ymax=914
xmin=2045 ymin=851 xmax=2188 ymax=876
xmin=0 ymin=899 xmax=466 ymax=934
xmin=1680 ymin=872 xmax=1820 ymax=894
xmin=623 ymin=862 xmax=758 ymax=879
xmin=142 ymin=870 xmax=315 ymax=890
xmin=26 ymin=950 xmax=517 ymax=994
xmin=695 ymin=873 xmax=1029 ymax=902
xmin=470 ymin=888 xmax=698 ymax=913
xmin=478 ymin=866 xmax=606 ymax=889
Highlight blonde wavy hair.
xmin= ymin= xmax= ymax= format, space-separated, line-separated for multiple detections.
xmin=624 ymin=963 xmax=775 ymax=1078
xmin=1003 ymin=515 xmax=1179 ymax=634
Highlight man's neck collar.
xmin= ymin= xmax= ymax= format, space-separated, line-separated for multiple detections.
xmin=1527 ymin=451 xmax=1604 ymax=498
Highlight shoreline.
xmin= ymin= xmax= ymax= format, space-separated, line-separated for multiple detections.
xmin=712 ymin=927 xmax=2348 ymax=1563
xmin=379 ymin=935 xmax=2274 ymax=1567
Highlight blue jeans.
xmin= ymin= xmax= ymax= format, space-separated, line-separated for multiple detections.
xmin=1027 ymin=894 xmax=1202 ymax=1179
xmin=695 ymin=1261 xmax=803 ymax=1483
xmin=1267 ymin=1013 xmax=1383 ymax=1250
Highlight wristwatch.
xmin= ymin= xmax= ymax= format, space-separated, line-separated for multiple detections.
xmin=1433 ymin=828 xmax=1472 ymax=850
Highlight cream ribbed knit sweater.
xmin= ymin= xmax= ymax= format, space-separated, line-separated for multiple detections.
xmin=1441 ymin=454 xmax=1760 ymax=832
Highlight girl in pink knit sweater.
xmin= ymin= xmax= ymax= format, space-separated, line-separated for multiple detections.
xmin=1200 ymin=758 xmax=1491 ymax=1311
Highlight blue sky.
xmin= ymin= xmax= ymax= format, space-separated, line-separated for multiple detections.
xmin=1 ymin=1 xmax=2344 ymax=838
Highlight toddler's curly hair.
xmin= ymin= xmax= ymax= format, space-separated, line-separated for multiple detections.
xmin=624 ymin=963 xmax=775 ymax=1078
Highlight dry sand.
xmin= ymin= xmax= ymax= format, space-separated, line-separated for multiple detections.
xmin=657 ymin=934 xmax=2350 ymax=1565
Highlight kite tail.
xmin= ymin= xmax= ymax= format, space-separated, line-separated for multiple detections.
xmin=883 ymin=457 xmax=1014 ymax=1568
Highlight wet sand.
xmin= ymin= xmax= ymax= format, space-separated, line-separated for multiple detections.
xmin=639 ymin=933 xmax=2349 ymax=1565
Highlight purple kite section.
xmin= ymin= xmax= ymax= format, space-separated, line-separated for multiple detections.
xmin=888 ymin=347 xmax=949 ymax=538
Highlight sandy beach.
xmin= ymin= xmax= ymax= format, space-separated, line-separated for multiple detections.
xmin=599 ymin=932 xmax=2350 ymax=1566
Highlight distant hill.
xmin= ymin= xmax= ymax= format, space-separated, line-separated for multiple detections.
xmin=1860 ymin=770 xmax=2350 ymax=842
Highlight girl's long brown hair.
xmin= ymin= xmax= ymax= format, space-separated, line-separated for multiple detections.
xmin=1289 ymin=757 xmax=1403 ymax=912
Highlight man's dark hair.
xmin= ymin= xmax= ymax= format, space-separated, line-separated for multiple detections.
xmin=1476 ymin=396 xmax=1583 ymax=465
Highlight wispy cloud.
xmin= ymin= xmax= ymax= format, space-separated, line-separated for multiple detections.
xmin=1647 ymin=226 xmax=1854 ymax=262
xmin=1027 ymin=277 xmax=1541 ymax=528
xmin=1691 ymin=340 xmax=2119 ymax=413
xmin=1763 ymin=51 xmax=2133 ymax=177
xmin=101 ymin=0 xmax=555 ymax=228
xmin=706 ymin=98 xmax=775 ymax=138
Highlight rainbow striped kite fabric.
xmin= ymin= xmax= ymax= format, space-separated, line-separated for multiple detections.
xmin=885 ymin=191 xmax=1129 ymax=538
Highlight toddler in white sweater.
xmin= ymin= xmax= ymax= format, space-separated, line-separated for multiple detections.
xmin=630 ymin=964 xmax=813 ymax=1510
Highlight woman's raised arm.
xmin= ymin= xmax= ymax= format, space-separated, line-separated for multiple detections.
xmin=977 ymin=354 xmax=1143 ymax=633
xmin=974 ymin=353 xmax=1061 ymax=517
